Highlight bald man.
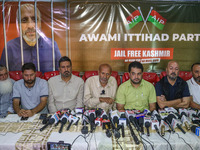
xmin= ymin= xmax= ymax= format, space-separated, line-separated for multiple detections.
xmin=155 ymin=61 xmax=191 ymax=109
xmin=84 ymin=64 xmax=118 ymax=112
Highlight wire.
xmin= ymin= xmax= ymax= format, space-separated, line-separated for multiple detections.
xmin=141 ymin=134 xmax=154 ymax=150
xmin=175 ymin=133 xmax=193 ymax=150
xmin=71 ymin=134 xmax=90 ymax=150
xmin=116 ymin=138 xmax=123 ymax=150
xmin=157 ymin=132 xmax=173 ymax=150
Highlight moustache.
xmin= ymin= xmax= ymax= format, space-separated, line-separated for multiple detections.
xmin=170 ymin=72 xmax=176 ymax=76
xmin=25 ymin=29 xmax=36 ymax=34
xmin=64 ymin=71 xmax=70 ymax=74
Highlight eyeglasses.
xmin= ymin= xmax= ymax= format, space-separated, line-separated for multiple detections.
xmin=100 ymin=90 xmax=105 ymax=95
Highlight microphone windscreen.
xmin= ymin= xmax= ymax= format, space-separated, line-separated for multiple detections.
xmin=95 ymin=108 xmax=103 ymax=117
xmin=49 ymin=118 xmax=55 ymax=125
xmin=90 ymin=113 xmax=95 ymax=123
xmin=145 ymin=122 xmax=150 ymax=128
xmin=102 ymin=114 xmax=108 ymax=120
xmin=61 ymin=118 xmax=67 ymax=124
xmin=167 ymin=114 xmax=176 ymax=124
xmin=113 ymin=116 xmax=119 ymax=124
xmin=181 ymin=112 xmax=187 ymax=118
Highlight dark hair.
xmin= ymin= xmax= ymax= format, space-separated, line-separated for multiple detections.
xmin=22 ymin=63 xmax=36 ymax=72
xmin=59 ymin=56 xmax=72 ymax=67
xmin=128 ymin=61 xmax=143 ymax=72
xmin=191 ymin=63 xmax=200 ymax=71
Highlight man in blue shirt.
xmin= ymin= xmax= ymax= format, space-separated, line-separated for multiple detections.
xmin=0 ymin=65 xmax=14 ymax=117
xmin=13 ymin=63 xmax=48 ymax=117
xmin=0 ymin=3 xmax=61 ymax=73
xmin=155 ymin=61 xmax=191 ymax=109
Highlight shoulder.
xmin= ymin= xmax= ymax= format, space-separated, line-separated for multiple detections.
xmin=48 ymin=75 xmax=60 ymax=83
xmin=186 ymin=78 xmax=192 ymax=86
xmin=7 ymin=37 xmax=20 ymax=49
xmin=7 ymin=37 xmax=20 ymax=45
xmin=72 ymin=75 xmax=84 ymax=84
xmin=13 ymin=79 xmax=24 ymax=87
xmin=86 ymin=75 xmax=97 ymax=82
xmin=142 ymin=79 xmax=154 ymax=87
xmin=118 ymin=79 xmax=130 ymax=89
xmin=36 ymin=77 xmax=48 ymax=86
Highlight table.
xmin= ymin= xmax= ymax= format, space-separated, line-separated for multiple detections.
xmin=0 ymin=114 xmax=200 ymax=150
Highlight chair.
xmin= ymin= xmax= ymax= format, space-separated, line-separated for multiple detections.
xmin=72 ymin=71 xmax=80 ymax=77
xmin=43 ymin=71 xmax=59 ymax=80
xmin=122 ymin=72 xmax=159 ymax=86
xmin=159 ymin=71 xmax=192 ymax=81
xmin=82 ymin=71 xmax=121 ymax=86
xmin=9 ymin=71 xmax=44 ymax=81
xmin=9 ymin=71 xmax=22 ymax=81
xmin=82 ymin=71 xmax=98 ymax=81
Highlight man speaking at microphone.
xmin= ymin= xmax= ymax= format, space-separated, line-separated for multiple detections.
xmin=13 ymin=63 xmax=48 ymax=117
xmin=84 ymin=64 xmax=117 ymax=112
xmin=116 ymin=61 xmax=156 ymax=112
xmin=155 ymin=61 xmax=191 ymax=109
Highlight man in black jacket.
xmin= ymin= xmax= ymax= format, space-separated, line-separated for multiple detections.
xmin=155 ymin=61 xmax=191 ymax=109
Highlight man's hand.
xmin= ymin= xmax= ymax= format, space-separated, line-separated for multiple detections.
xmin=24 ymin=110 xmax=35 ymax=117
xmin=99 ymin=97 xmax=114 ymax=104
xmin=18 ymin=109 xmax=26 ymax=117
xmin=160 ymin=95 xmax=167 ymax=101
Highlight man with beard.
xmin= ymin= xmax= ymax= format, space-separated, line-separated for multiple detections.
xmin=13 ymin=63 xmax=48 ymax=117
xmin=116 ymin=61 xmax=156 ymax=111
xmin=0 ymin=65 xmax=15 ymax=117
xmin=155 ymin=61 xmax=191 ymax=109
xmin=48 ymin=56 xmax=84 ymax=113
xmin=0 ymin=3 xmax=61 ymax=73
xmin=84 ymin=64 xmax=117 ymax=112
xmin=187 ymin=63 xmax=200 ymax=109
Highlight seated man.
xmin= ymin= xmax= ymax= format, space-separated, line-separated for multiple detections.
xmin=155 ymin=61 xmax=191 ymax=109
xmin=0 ymin=65 xmax=15 ymax=117
xmin=13 ymin=63 xmax=48 ymax=117
xmin=187 ymin=63 xmax=200 ymax=109
xmin=116 ymin=61 xmax=156 ymax=112
xmin=84 ymin=64 xmax=117 ymax=112
xmin=48 ymin=56 xmax=84 ymax=113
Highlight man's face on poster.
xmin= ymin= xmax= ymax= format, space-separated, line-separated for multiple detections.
xmin=20 ymin=6 xmax=41 ymax=43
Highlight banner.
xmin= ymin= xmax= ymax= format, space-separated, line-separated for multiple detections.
xmin=1 ymin=1 xmax=200 ymax=72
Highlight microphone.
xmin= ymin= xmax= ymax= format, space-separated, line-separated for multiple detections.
xmin=42 ymin=115 xmax=52 ymax=124
xmin=59 ymin=113 xmax=69 ymax=133
xmin=138 ymin=117 xmax=144 ymax=134
xmin=159 ymin=120 xmax=170 ymax=136
xmin=81 ymin=115 xmax=89 ymax=134
xmin=121 ymin=123 xmax=125 ymax=138
xmin=95 ymin=108 xmax=104 ymax=118
xmin=151 ymin=119 xmax=160 ymax=134
xmin=127 ymin=118 xmax=140 ymax=145
xmin=88 ymin=110 xmax=96 ymax=132
xmin=168 ymin=113 xmax=186 ymax=134
xmin=40 ymin=118 xmax=55 ymax=131
xmin=180 ymin=112 xmax=191 ymax=130
xmin=66 ymin=115 xmax=79 ymax=131
xmin=40 ymin=112 xmax=60 ymax=131
xmin=129 ymin=116 xmax=140 ymax=131
xmin=102 ymin=119 xmax=112 ymax=138
xmin=144 ymin=117 xmax=151 ymax=136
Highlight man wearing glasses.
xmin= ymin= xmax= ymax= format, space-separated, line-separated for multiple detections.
xmin=84 ymin=64 xmax=118 ymax=112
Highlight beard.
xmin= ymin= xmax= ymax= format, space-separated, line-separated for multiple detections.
xmin=131 ymin=78 xmax=142 ymax=84
xmin=167 ymin=72 xmax=178 ymax=81
xmin=23 ymin=28 xmax=40 ymax=43
xmin=24 ymin=78 xmax=36 ymax=85
xmin=61 ymin=71 xmax=71 ymax=78
xmin=0 ymin=78 xmax=13 ymax=95
xmin=194 ymin=76 xmax=200 ymax=83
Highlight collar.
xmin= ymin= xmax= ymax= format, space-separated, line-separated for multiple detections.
xmin=164 ymin=76 xmax=181 ymax=86
xmin=190 ymin=77 xmax=199 ymax=86
xmin=97 ymin=76 xmax=112 ymax=88
xmin=23 ymin=37 xmax=43 ymax=49
xmin=59 ymin=74 xmax=74 ymax=83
